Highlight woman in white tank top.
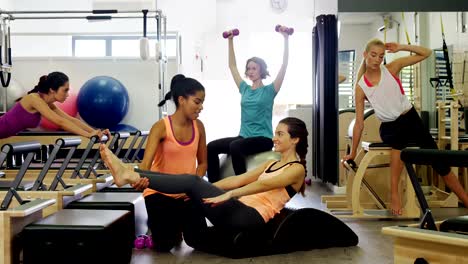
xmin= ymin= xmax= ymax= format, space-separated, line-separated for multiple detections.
xmin=342 ymin=39 xmax=468 ymax=215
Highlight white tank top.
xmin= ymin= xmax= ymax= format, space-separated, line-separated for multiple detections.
xmin=358 ymin=65 xmax=412 ymax=122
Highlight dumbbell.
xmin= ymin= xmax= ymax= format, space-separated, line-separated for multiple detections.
xmin=305 ymin=178 xmax=312 ymax=186
xmin=275 ymin=25 xmax=294 ymax=35
xmin=134 ymin=234 xmax=154 ymax=249
xmin=222 ymin=29 xmax=240 ymax=39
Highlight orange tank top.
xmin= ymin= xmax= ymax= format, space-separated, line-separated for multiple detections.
xmin=143 ymin=116 xmax=200 ymax=198
xmin=239 ymin=161 xmax=300 ymax=222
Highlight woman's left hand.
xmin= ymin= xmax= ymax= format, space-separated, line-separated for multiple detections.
xmin=102 ymin=128 xmax=111 ymax=138
xmin=100 ymin=129 xmax=112 ymax=142
xmin=203 ymin=191 xmax=233 ymax=207
xmin=385 ymin=42 xmax=400 ymax=53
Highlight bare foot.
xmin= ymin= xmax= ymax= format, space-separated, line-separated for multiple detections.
xmin=391 ymin=193 xmax=402 ymax=216
xmin=99 ymin=144 xmax=138 ymax=187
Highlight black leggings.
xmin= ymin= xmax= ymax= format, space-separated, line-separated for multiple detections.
xmin=135 ymin=169 xmax=265 ymax=233
xmin=379 ymin=107 xmax=451 ymax=176
xmin=144 ymin=193 xmax=185 ymax=251
xmin=207 ymin=136 xmax=273 ymax=181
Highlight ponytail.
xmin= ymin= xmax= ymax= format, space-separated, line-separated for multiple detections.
xmin=15 ymin=75 xmax=47 ymax=102
xmin=158 ymin=90 xmax=172 ymax=107
xmin=298 ymin=157 xmax=307 ymax=196
xmin=356 ymin=59 xmax=366 ymax=85
xmin=27 ymin=72 xmax=69 ymax=95
xmin=27 ymin=75 xmax=48 ymax=94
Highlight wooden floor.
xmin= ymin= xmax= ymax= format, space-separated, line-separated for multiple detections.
xmin=129 ymin=181 xmax=468 ymax=264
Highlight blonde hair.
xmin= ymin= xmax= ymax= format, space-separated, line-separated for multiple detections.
xmin=356 ymin=38 xmax=385 ymax=83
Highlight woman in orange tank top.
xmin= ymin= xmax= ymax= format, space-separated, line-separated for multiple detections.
xmin=100 ymin=117 xmax=308 ymax=242
xmin=132 ymin=74 xmax=207 ymax=252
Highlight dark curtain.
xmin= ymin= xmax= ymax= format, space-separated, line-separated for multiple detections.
xmin=312 ymin=15 xmax=339 ymax=184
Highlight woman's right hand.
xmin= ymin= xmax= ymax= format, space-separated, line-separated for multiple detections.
xmin=89 ymin=129 xmax=108 ymax=141
xmin=384 ymin=42 xmax=401 ymax=53
xmin=89 ymin=129 xmax=101 ymax=139
xmin=341 ymin=153 xmax=355 ymax=166
xmin=131 ymin=177 xmax=149 ymax=191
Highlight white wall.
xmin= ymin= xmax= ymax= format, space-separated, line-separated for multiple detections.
xmin=3 ymin=0 xmax=339 ymax=142
xmin=155 ymin=0 xmax=323 ymax=141
xmin=315 ymin=0 xmax=337 ymax=15
xmin=0 ymin=0 xmax=12 ymax=10
xmin=340 ymin=12 xmax=468 ymax=62
xmin=338 ymin=12 xmax=415 ymax=63
xmin=9 ymin=0 xmax=157 ymax=34
xmin=426 ymin=12 xmax=468 ymax=51
xmin=339 ymin=24 xmax=373 ymax=63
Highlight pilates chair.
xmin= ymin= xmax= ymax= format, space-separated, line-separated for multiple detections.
xmin=322 ymin=109 xmax=420 ymax=219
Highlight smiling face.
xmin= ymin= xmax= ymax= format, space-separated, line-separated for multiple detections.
xmin=50 ymin=81 xmax=70 ymax=103
xmin=273 ymin=123 xmax=298 ymax=153
xmin=364 ymin=44 xmax=385 ymax=70
xmin=179 ymin=90 xmax=205 ymax=120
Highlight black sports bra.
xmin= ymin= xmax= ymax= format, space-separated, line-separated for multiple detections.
xmin=265 ymin=160 xmax=303 ymax=198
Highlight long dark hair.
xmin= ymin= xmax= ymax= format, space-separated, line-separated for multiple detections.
xmin=28 ymin=72 xmax=69 ymax=94
xmin=279 ymin=117 xmax=309 ymax=195
xmin=158 ymin=74 xmax=205 ymax=108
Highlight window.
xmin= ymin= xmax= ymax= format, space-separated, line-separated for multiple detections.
xmin=432 ymin=48 xmax=464 ymax=129
xmin=72 ymin=35 xmax=178 ymax=58
xmin=338 ymin=50 xmax=355 ymax=109
xmin=433 ymin=49 xmax=452 ymax=102
xmin=249 ymin=31 xmax=312 ymax=105
xmin=74 ymin=39 xmax=106 ymax=57
xmin=399 ymin=64 xmax=415 ymax=103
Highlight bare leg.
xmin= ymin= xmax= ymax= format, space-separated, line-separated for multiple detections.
xmin=390 ymin=149 xmax=404 ymax=215
xmin=100 ymin=144 xmax=140 ymax=186
xmin=442 ymin=171 xmax=468 ymax=207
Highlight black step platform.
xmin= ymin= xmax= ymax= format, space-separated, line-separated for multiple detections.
xmin=21 ymin=209 xmax=134 ymax=264
xmin=65 ymin=192 xmax=148 ymax=236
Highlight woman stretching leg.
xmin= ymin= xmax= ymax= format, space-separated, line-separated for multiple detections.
xmin=101 ymin=117 xmax=309 ymax=232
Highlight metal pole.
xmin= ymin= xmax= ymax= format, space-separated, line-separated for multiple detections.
xmin=1 ymin=10 xmax=158 ymax=15
xmin=156 ymin=10 xmax=164 ymax=118
xmin=10 ymin=15 xmax=158 ymax=20
xmin=0 ymin=19 xmax=4 ymax=114
xmin=162 ymin=14 xmax=168 ymax=116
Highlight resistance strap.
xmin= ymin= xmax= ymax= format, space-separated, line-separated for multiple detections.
xmin=440 ymin=14 xmax=455 ymax=96
xmin=401 ymin=12 xmax=413 ymax=100
xmin=383 ymin=16 xmax=388 ymax=65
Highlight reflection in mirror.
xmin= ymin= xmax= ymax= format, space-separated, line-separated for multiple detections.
xmin=334 ymin=11 xmax=468 ymax=222
xmin=338 ymin=12 xmax=467 ymax=134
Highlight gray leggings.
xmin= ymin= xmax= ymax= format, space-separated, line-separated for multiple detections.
xmin=135 ymin=169 xmax=264 ymax=232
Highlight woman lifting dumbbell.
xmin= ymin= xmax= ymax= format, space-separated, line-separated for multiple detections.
xmin=342 ymin=39 xmax=468 ymax=215
xmin=100 ymin=117 xmax=308 ymax=240
xmin=207 ymin=25 xmax=293 ymax=182
xmin=0 ymin=71 xmax=109 ymax=139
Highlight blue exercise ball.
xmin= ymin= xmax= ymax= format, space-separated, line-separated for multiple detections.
xmin=110 ymin=123 xmax=138 ymax=132
xmin=77 ymin=76 xmax=129 ymax=128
